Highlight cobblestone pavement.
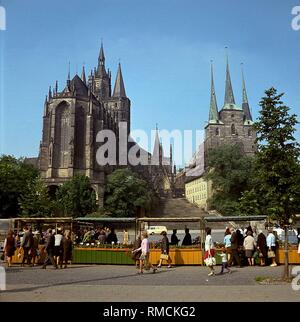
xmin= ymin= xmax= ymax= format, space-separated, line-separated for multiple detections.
xmin=0 ymin=264 xmax=299 ymax=301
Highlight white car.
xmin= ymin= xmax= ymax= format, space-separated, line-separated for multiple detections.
xmin=146 ymin=226 xmax=167 ymax=235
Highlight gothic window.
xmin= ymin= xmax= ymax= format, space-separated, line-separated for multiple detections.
xmin=54 ymin=102 xmax=70 ymax=168
xmin=248 ymin=129 xmax=252 ymax=137
xmin=215 ymin=128 xmax=220 ymax=136
xmin=231 ymin=124 xmax=236 ymax=135
xmin=75 ymin=106 xmax=86 ymax=169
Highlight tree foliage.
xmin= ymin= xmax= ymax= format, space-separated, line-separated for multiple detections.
xmin=105 ymin=168 xmax=156 ymax=217
xmin=56 ymin=175 xmax=97 ymax=218
xmin=205 ymin=144 xmax=255 ymax=215
xmin=240 ymin=88 xmax=300 ymax=223
xmin=19 ymin=177 xmax=54 ymax=217
xmin=0 ymin=155 xmax=39 ymax=218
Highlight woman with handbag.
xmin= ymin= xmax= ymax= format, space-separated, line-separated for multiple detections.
xmin=157 ymin=231 xmax=172 ymax=268
xmin=4 ymin=230 xmax=16 ymax=267
xmin=257 ymin=230 xmax=267 ymax=266
xmin=267 ymin=228 xmax=277 ymax=267
xmin=132 ymin=231 xmax=157 ymax=274
xmin=204 ymin=227 xmax=216 ymax=276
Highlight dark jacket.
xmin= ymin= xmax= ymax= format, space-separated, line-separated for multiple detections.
xmin=45 ymin=234 xmax=55 ymax=253
xmin=63 ymin=238 xmax=73 ymax=261
xmin=182 ymin=233 xmax=192 ymax=246
xmin=171 ymin=233 xmax=179 ymax=246
xmin=21 ymin=231 xmax=34 ymax=248
xmin=106 ymin=232 xmax=118 ymax=244
xmin=257 ymin=233 xmax=267 ymax=257
xmin=161 ymin=235 xmax=170 ymax=254
xmin=230 ymin=232 xmax=238 ymax=250
xmin=132 ymin=237 xmax=142 ymax=261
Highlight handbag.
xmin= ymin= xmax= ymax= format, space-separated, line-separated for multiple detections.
xmin=205 ymin=256 xmax=216 ymax=266
xmin=267 ymin=250 xmax=275 ymax=258
xmin=160 ymin=254 xmax=169 ymax=260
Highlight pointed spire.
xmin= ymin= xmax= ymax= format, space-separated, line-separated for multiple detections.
xmin=99 ymin=41 xmax=105 ymax=64
xmin=68 ymin=62 xmax=71 ymax=81
xmin=55 ymin=80 xmax=58 ymax=94
xmin=152 ymin=125 xmax=160 ymax=165
xmin=81 ymin=65 xmax=86 ymax=85
xmin=209 ymin=61 xmax=219 ymax=123
xmin=224 ymin=49 xmax=236 ymax=107
xmin=241 ymin=63 xmax=253 ymax=121
xmin=170 ymin=143 xmax=173 ymax=167
xmin=48 ymin=86 xmax=52 ymax=99
xmin=113 ymin=63 xmax=127 ymax=98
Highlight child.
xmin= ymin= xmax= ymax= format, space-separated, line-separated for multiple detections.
xmin=218 ymin=247 xmax=231 ymax=274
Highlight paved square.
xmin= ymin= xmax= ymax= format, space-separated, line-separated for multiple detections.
xmin=0 ymin=264 xmax=299 ymax=302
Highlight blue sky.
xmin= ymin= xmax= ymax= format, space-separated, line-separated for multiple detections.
xmin=0 ymin=0 xmax=300 ymax=162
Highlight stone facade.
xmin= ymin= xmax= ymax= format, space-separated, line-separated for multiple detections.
xmin=38 ymin=44 xmax=174 ymax=206
xmin=184 ymin=59 xmax=256 ymax=211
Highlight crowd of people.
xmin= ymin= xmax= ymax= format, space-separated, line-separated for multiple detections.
xmin=204 ymin=225 xmax=285 ymax=276
xmin=2 ymin=223 xmax=300 ymax=274
xmin=3 ymin=226 xmax=73 ymax=269
xmin=74 ymin=227 xmax=129 ymax=245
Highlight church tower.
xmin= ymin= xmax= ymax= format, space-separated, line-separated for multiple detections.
xmin=38 ymin=43 xmax=133 ymax=206
xmin=204 ymin=58 xmax=256 ymax=168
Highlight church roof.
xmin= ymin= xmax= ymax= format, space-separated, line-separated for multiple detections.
xmin=70 ymin=75 xmax=89 ymax=97
xmin=113 ymin=63 xmax=127 ymax=98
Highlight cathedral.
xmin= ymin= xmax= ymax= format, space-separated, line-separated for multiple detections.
xmin=185 ymin=57 xmax=256 ymax=210
xmin=38 ymin=43 xmax=174 ymax=206
xmin=204 ymin=58 xmax=256 ymax=167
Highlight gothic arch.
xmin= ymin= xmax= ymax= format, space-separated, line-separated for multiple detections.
xmin=75 ymin=106 xmax=86 ymax=169
xmin=231 ymin=124 xmax=236 ymax=135
xmin=53 ymin=101 xmax=71 ymax=168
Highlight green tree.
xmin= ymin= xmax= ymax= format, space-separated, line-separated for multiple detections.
xmin=19 ymin=177 xmax=54 ymax=217
xmin=240 ymin=88 xmax=300 ymax=279
xmin=0 ymin=155 xmax=39 ymax=218
xmin=105 ymin=168 xmax=156 ymax=217
xmin=56 ymin=175 xmax=97 ymax=217
xmin=205 ymin=144 xmax=255 ymax=215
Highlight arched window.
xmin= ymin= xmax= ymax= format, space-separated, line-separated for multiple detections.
xmin=215 ymin=127 xmax=220 ymax=136
xmin=231 ymin=124 xmax=236 ymax=135
xmin=54 ymin=102 xmax=70 ymax=168
xmin=248 ymin=129 xmax=252 ymax=137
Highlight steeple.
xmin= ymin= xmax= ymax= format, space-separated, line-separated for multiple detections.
xmin=224 ymin=53 xmax=235 ymax=107
xmin=241 ymin=64 xmax=253 ymax=121
xmin=66 ymin=62 xmax=71 ymax=89
xmin=113 ymin=63 xmax=127 ymax=98
xmin=97 ymin=42 xmax=107 ymax=77
xmin=55 ymin=81 xmax=58 ymax=95
xmin=99 ymin=42 xmax=105 ymax=65
xmin=208 ymin=62 xmax=219 ymax=123
xmin=152 ymin=125 xmax=160 ymax=165
xmin=48 ymin=86 xmax=52 ymax=100
xmin=81 ymin=65 xmax=86 ymax=85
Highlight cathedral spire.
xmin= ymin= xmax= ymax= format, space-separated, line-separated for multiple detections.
xmin=99 ymin=41 xmax=105 ymax=64
xmin=81 ymin=65 xmax=86 ymax=85
xmin=224 ymin=50 xmax=236 ymax=107
xmin=97 ymin=42 xmax=107 ymax=77
xmin=113 ymin=63 xmax=127 ymax=98
xmin=208 ymin=61 xmax=219 ymax=123
xmin=241 ymin=64 xmax=253 ymax=121
xmin=48 ymin=86 xmax=52 ymax=100
xmin=152 ymin=125 xmax=160 ymax=165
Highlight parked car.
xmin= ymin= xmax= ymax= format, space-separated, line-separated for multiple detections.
xmin=146 ymin=226 xmax=167 ymax=235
